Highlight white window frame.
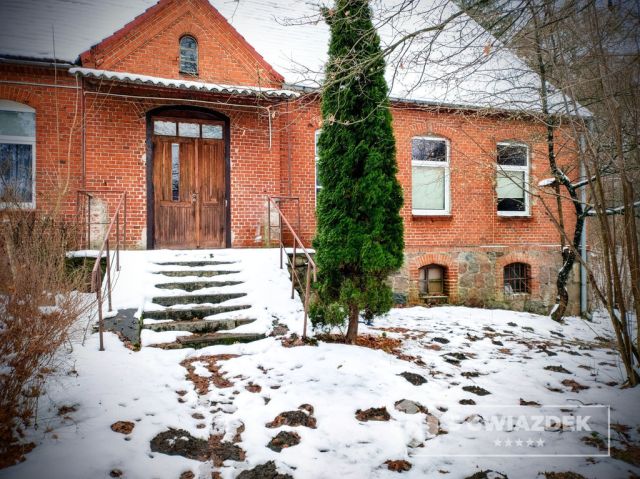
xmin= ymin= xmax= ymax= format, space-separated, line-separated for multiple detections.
xmin=496 ymin=142 xmax=529 ymax=217
xmin=0 ymin=100 xmax=36 ymax=209
xmin=411 ymin=136 xmax=450 ymax=216
xmin=314 ymin=129 xmax=322 ymax=205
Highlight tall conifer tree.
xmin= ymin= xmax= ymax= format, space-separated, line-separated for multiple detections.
xmin=313 ymin=0 xmax=404 ymax=343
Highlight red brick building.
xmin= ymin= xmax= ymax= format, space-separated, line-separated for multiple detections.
xmin=0 ymin=0 xmax=580 ymax=313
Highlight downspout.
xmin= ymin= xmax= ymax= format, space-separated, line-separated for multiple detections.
xmin=579 ymin=128 xmax=590 ymax=318
xmin=286 ymin=100 xmax=292 ymax=196
xmin=80 ymin=74 xmax=86 ymax=188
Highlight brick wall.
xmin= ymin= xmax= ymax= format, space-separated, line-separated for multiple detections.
xmin=0 ymin=0 xmax=582 ymax=312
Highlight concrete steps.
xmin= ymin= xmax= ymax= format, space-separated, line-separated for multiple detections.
xmin=154 ymin=270 xmax=240 ymax=278
xmin=176 ymin=332 xmax=265 ymax=348
xmin=141 ymin=257 xmax=262 ymax=348
xmin=142 ymin=304 xmax=251 ymax=321
xmin=144 ymin=318 xmax=256 ymax=334
xmin=154 ymin=280 xmax=243 ymax=291
xmin=151 ymin=292 xmax=247 ymax=307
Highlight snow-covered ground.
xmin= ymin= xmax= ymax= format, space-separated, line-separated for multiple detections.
xmin=2 ymin=249 xmax=639 ymax=479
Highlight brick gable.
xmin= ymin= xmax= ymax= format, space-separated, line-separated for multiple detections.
xmin=79 ymin=0 xmax=283 ymax=87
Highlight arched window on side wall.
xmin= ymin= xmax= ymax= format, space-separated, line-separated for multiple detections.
xmin=0 ymin=100 xmax=35 ymax=207
xmin=504 ymin=262 xmax=531 ymax=294
xmin=419 ymin=264 xmax=446 ymax=296
xmin=179 ymin=35 xmax=198 ymax=75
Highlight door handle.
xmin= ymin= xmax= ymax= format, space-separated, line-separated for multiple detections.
xmin=191 ymin=192 xmax=197 ymax=203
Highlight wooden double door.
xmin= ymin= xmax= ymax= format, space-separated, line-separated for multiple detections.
xmin=152 ymin=122 xmax=227 ymax=249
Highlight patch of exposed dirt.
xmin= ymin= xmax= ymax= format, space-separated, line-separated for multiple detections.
xmin=398 ymin=372 xmax=427 ymax=385
xmin=462 ymin=385 xmax=491 ymax=396
xmin=542 ymin=473 xmax=587 ymax=479
xmin=385 ymin=459 xmax=412 ymax=472
xmin=110 ymin=421 xmax=134 ymax=435
xmin=464 ymin=470 xmax=507 ymax=479
xmin=267 ymin=431 xmax=301 ymax=452
xmin=266 ymin=404 xmax=317 ymax=429
xmin=245 ymin=382 xmax=261 ymax=393
xmin=561 ymin=379 xmax=589 ymax=392
xmin=544 ymin=365 xmax=572 ymax=374
xmin=356 ymin=407 xmax=391 ymax=422
xmin=236 ymin=461 xmax=293 ymax=479
xmin=150 ymin=428 xmax=209 ymax=461
xmin=181 ymin=354 xmax=238 ymax=394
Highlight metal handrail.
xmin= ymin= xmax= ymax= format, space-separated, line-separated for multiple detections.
xmin=78 ymin=191 xmax=128 ymax=351
xmin=267 ymin=196 xmax=317 ymax=339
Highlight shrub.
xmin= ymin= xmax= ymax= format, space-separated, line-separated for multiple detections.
xmin=0 ymin=208 xmax=92 ymax=467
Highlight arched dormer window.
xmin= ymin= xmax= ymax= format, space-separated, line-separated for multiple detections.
xmin=0 ymin=100 xmax=36 ymax=207
xmin=504 ymin=262 xmax=531 ymax=294
xmin=179 ymin=35 xmax=198 ymax=75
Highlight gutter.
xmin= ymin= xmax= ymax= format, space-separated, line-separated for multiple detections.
xmin=0 ymin=55 xmax=76 ymax=69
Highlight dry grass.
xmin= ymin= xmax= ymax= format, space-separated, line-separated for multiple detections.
xmin=0 ymin=207 xmax=93 ymax=467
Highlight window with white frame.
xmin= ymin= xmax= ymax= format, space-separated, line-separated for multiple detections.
xmin=496 ymin=142 xmax=529 ymax=215
xmin=411 ymin=136 xmax=450 ymax=215
xmin=0 ymin=100 xmax=35 ymax=207
xmin=315 ymin=129 xmax=322 ymax=201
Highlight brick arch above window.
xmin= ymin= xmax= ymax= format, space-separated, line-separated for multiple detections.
xmin=410 ymin=253 xmax=458 ymax=301
xmin=495 ymin=253 xmax=540 ymax=296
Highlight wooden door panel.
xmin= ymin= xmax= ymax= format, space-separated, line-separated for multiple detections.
xmin=199 ymin=140 xmax=225 ymax=248
xmin=153 ymin=138 xmax=197 ymax=248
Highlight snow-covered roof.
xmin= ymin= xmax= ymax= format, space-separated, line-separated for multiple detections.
xmin=0 ymin=0 xmax=584 ymax=114
xmin=68 ymin=67 xmax=300 ymax=99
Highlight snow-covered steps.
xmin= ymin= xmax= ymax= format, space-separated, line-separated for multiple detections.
xmin=175 ymin=332 xmax=265 ymax=348
xmin=151 ymin=292 xmax=247 ymax=307
xmin=143 ymin=318 xmax=256 ymax=334
xmin=142 ymin=304 xmax=251 ymax=322
xmin=154 ymin=260 xmax=235 ymax=267
xmin=154 ymin=280 xmax=243 ymax=291
xmin=104 ymin=249 xmax=306 ymax=348
xmin=154 ymin=269 xmax=240 ymax=277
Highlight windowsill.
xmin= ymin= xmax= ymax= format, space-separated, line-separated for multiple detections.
xmin=412 ymin=210 xmax=451 ymax=218
xmin=497 ymin=212 xmax=531 ymax=219
xmin=0 ymin=202 xmax=35 ymax=210
xmin=179 ymin=71 xmax=199 ymax=77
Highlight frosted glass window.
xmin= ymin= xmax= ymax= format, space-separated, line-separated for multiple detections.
xmin=202 ymin=124 xmax=223 ymax=139
xmin=0 ymin=110 xmax=35 ymax=137
xmin=412 ymin=166 xmax=445 ymax=210
xmin=411 ymin=137 xmax=449 ymax=214
xmin=178 ymin=122 xmax=199 ymax=138
xmin=154 ymin=120 xmax=176 ymax=136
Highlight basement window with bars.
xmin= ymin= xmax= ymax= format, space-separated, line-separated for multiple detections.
xmin=0 ymin=100 xmax=36 ymax=207
xmin=503 ymin=262 xmax=531 ymax=295
xmin=497 ymin=142 xmax=529 ymax=216
xmin=179 ymin=35 xmax=198 ymax=75
xmin=412 ymin=137 xmax=450 ymax=215
xmin=419 ymin=264 xmax=446 ymax=296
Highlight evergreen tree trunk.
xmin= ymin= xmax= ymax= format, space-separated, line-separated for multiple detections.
xmin=346 ymin=304 xmax=359 ymax=344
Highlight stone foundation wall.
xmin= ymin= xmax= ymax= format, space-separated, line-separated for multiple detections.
xmin=390 ymin=247 xmax=581 ymax=316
